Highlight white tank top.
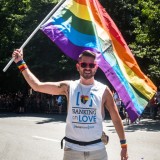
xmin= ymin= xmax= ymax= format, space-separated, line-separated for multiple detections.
xmin=65 ymin=80 xmax=107 ymax=151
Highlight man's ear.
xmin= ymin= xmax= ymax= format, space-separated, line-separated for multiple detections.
xmin=76 ymin=63 xmax=79 ymax=71
xmin=95 ymin=64 xmax=98 ymax=70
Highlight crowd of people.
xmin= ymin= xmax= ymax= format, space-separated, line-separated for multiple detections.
xmin=1 ymin=88 xmax=160 ymax=121
xmin=148 ymin=91 xmax=160 ymax=120
xmin=113 ymin=89 xmax=160 ymax=125
xmin=0 ymin=90 xmax=67 ymax=114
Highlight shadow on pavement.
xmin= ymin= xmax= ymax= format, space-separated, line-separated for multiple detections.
xmin=106 ymin=118 xmax=160 ymax=133
xmin=124 ymin=118 xmax=160 ymax=132
xmin=1 ymin=113 xmax=160 ymax=132
xmin=36 ymin=114 xmax=67 ymax=124
xmin=0 ymin=112 xmax=67 ymax=123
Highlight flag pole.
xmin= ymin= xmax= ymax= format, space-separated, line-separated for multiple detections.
xmin=3 ymin=0 xmax=66 ymax=72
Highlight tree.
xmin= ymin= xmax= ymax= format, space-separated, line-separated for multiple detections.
xmin=0 ymin=0 xmax=77 ymax=92
xmin=0 ymin=0 xmax=31 ymax=92
xmin=104 ymin=0 xmax=160 ymax=86
xmin=0 ymin=0 xmax=159 ymax=93
xmin=130 ymin=0 xmax=160 ymax=86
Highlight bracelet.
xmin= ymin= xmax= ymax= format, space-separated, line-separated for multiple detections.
xmin=121 ymin=143 xmax=127 ymax=148
xmin=120 ymin=139 xmax=127 ymax=148
xmin=17 ymin=60 xmax=28 ymax=72
xmin=120 ymin=139 xmax=126 ymax=144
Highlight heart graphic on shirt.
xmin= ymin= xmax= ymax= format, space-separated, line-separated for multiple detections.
xmin=81 ymin=95 xmax=89 ymax=104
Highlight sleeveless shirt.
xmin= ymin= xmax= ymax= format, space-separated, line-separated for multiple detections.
xmin=65 ymin=80 xmax=107 ymax=151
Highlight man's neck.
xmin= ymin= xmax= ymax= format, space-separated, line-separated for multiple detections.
xmin=80 ymin=77 xmax=95 ymax=85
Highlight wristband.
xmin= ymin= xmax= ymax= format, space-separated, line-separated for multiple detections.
xmin=121 ymin=143 xmax=127 ymax=148
xmin=120 ymin=139 xmax=126 ymax=144
xmin=17 ymin=60 xmax=28 ymax=72
xmin=120 ymin=139 xmax=127 ymax=148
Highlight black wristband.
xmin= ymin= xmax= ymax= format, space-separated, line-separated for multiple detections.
xmin=120 ymin=139 xmax=126 ymax=144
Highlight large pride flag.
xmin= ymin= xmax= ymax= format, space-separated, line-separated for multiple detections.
xmin=41 ymin=0 xmax=157 ymax=122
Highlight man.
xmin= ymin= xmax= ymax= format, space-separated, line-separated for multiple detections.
xmin=156 ymin=88 xmax=160 ymax=107
xmin=12 ymin=49 xmax=128 ymax=160
xmin=113 ymin=91 xmax=122 ymax=112
xmin=56 ymin=95 xmax=63 ymax=114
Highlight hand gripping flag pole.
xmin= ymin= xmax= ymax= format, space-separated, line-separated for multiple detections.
xmin=3 ymin=0 xmax=66 ymax=72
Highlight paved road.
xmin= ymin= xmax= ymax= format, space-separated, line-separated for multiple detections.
xmin=0 ymin=113 xmax=159 ymax=160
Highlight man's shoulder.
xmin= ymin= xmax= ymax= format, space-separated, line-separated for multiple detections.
xmin=94 ymin=80 xmax=107 ymax=87
xmin=68 ymin=80 xmax=80 ymax=88
xmin=69 ymin=79 xmax=79 ymax=84
xmin=94 ymin=80 xmax=108 ymax=93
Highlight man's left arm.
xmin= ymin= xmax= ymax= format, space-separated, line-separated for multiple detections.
xmin=104 ymin=87 xmax=128 ymax=160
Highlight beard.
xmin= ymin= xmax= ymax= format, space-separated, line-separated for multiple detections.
xmin=80 ymin=69 xmax=96 ymax=80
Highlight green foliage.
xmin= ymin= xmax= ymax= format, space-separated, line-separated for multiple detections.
xmin=105 ymin=0 xmax=160 ymax=86
xmin=130 ymin=0 xmax=160 ymax=84
xmin=0 ymin=0 xmax=159 ymax=93
xmin=0 ymin=0 xmax=76 ymax=92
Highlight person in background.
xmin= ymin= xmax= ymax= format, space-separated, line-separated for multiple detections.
xmin=150 ymin=96 xmax=158 ymax=120
xmin=156 ymin=87 xmax=160 ymax=108
xmin=113 ymin=91 xmax=122 ymax=112
xmin=56 ymin=95 xmax=63 ymax=114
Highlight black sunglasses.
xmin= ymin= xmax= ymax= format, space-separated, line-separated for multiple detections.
xmin=79 ymin=62 xmax=97 ymax=69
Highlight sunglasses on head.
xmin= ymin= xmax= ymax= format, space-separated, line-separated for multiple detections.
xmin=79 ymin=62 xmax=97 ymax=69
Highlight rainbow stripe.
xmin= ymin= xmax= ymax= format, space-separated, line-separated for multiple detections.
xmin=41 ymin=0 xmax=157 ymax=122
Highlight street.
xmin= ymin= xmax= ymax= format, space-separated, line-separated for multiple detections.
xmin=0 ymin=113 xmax=159 ymax=160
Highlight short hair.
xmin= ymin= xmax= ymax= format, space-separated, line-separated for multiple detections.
xmin=78 ymin=50 xmax=96 ymax=61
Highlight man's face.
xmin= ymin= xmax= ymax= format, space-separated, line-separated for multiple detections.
xmin=76 ymin=56 xmax=98 ymax=80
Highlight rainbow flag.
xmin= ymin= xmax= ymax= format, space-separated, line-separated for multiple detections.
xmin=41 ymin=0 xmax=157 ymax=122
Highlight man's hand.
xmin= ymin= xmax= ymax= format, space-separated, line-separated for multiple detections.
xmin=12 ymin=49 xmax=23 ymax=63
xmin=121 ymin=148 xmax=128 ymax=160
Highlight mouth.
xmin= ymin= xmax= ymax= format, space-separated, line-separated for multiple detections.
xmin=84 ymin=70 xmax=91 ymax=74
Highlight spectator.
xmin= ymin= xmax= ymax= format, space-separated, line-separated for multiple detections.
xmin=56 ymin=95 xmax=63 ymax=114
